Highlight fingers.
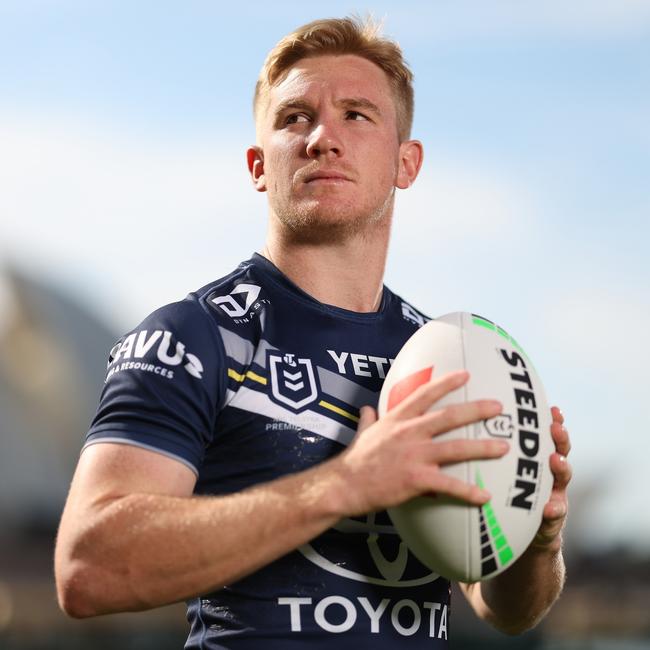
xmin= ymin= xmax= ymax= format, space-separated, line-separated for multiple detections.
xmin=392 ymin=399 xmax=503 ymax=444
xmin=390 ymin=370 xmax=469 ymax=418
xmin=544 ymin=455 xmax=571 ymax=521
xmin=421 ymin=437 xmax=510 ymax=467
xmin=551 ymin=420 xmax=571 ymax=458
xmin=536 ymin=478 xmax=569 ymax=548
xmin=533 ymin=503 xmax=566 ymax=550
xmin=414 ymin=399 xmax=503 ymax=439
xmin=549 ymin=452 xmax=572 ymax=491
xmin=396 ymin=437 xmax=508 ymax=505
xmin=385 ymin=370 xmax=503 ymax=443
xmin=424 ymin=471 xmax=492 ymax=505
xmin=533 ymin=438 xmax=572 ymax=550
xmin=357 ymin=406 xmax=378 ymax=433
xmin=543 ymin=497 xmax=567 ymax=522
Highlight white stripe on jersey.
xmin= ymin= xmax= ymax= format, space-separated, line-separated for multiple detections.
xmin=225 ymin=386 xmax=357 ymax=446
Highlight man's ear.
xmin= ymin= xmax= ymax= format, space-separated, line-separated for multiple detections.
xmin=247 ymin=146 xmax=267 ymax=192
xmin=395 ymin=139 xmax=424 ymax=190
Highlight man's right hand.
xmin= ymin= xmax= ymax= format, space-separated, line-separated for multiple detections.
xmin=330 ymin=370 xmax=509 ymax=517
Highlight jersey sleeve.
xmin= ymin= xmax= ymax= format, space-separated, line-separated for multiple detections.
xmin=84 ymin=297 xmax=226 ymax=474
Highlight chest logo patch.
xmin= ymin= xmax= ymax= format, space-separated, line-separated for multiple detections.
xmin=269 ymin=353 xmax=319 ymax=411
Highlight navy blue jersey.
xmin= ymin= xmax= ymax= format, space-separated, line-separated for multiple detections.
xmin=85 ymin=253 xmax=451 ymax=649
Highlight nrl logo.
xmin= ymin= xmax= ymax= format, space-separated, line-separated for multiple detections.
xmin=268 ymin=352 xmax=319 ymax=411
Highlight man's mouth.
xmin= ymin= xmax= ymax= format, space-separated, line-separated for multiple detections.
xmin=304 ymin=170 xmax=352 ymax=184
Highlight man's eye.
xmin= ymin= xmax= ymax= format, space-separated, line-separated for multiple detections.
xmin=346 ymin=111 xmax=369 ymax=121
xmin=286 ymin=113 xmax=310 ymax=124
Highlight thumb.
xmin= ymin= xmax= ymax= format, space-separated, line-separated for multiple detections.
xmin=357 ymin=405 xmax=378 ymax=433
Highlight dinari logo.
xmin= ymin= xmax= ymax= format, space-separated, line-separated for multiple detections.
xmin=211 ymin=283 xmax=262 ymax=318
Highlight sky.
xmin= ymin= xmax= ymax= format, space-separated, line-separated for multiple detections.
xmin=0 ymin=1 xmax=649 ymax=550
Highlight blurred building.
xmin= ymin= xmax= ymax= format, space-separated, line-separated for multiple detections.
xmin=0 ymin=266 xmax=187 ymax=647
xmin=0 ymin=266 xmax=115 ymax=532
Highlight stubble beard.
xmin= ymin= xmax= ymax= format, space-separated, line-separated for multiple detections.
xmin=271 ymin=190 xmax=396 ymax=245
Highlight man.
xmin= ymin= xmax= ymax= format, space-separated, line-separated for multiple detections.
xmin=55 ymin=16 xmax=571 ymax=649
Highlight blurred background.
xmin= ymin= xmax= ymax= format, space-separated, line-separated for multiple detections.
xmin=1 ymin=1 xmax=648 ymax=648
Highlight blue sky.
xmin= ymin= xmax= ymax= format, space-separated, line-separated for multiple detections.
xmin=1 ymin=1 xmax=649 ymax=550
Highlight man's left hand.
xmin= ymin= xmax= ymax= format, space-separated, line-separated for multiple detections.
xmin=532 ymin=406 xmax=572 ymax=551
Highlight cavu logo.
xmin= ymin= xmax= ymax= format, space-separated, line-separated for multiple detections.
xmin=109 ymin=330 xmax=203 ymax=379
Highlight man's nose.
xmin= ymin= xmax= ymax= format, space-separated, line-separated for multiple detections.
xmin=305 ymin=121 xmax=344 ymax=159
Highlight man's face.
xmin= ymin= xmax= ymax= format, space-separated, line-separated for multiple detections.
xmin=249 ymin=54 xmax=418 ymax=241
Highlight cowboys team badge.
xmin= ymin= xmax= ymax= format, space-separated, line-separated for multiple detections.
xmin=268 ymin=352 xmax=319 ymax=411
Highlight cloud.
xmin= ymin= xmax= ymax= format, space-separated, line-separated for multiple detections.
xmin=395 ymin=158 xmax=535 ymax=242
xmin=386 ymin=156 xmax=540 ymax=318
xmin=389 ymin=0 xmax=650 ymax=42
xmin=539 ymin=282 xmax=650 ymax=381
xmin=0 ymin=112 xmax=266 ymax=327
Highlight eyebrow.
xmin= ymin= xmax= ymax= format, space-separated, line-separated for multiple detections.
xmin=337 ymin=97 xmax=382 ymax=117
xmin=273 ymin=99 xmax=313 ymax=118
xmin=273 ymin=97 xmax=383 ymax=119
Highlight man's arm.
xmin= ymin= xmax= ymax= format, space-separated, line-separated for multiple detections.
xmin=55 ymin=370 xmax=508 ymax=618
xmin=459 ymin=406 xmax=571 ymax=634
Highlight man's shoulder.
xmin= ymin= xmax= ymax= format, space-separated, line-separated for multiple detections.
xmin=135 ymin=256 xmax=263 ymax=329
xmin=191 ymin=258 xmax=257 ymax=304
xmin=383 ymin=286 xmax=432 ymax=330
xmin=98 ymin=259 xmax=266 ymax=416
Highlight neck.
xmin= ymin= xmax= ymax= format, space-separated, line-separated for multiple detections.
xmin=262 ymin=216 xmax=392 ymax=313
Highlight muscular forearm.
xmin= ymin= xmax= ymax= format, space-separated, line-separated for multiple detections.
xmin=56 ymin=460 xmax=347 ymax=617
xmin=56 ymin=379 xmax=509 ymax=618
xmin=469 ymin=538 xmax=565 ymax=635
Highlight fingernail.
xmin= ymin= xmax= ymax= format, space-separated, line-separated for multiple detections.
xmin=558 ymin=455 xmax=567 ymax=464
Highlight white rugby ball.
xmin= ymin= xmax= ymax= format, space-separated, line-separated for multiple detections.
xmin=378 ymin=312 xmax=554 ymax=582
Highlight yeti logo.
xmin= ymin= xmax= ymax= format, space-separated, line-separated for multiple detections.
xmin=268 ymin=352 xmax=318 ymax=411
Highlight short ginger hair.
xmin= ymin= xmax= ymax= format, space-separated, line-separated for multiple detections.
xmin=254 ymin=16 xmax=415 ymax=142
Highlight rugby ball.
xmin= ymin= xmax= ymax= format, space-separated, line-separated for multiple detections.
xmin=378 ymin=312 xmax=553 ymax=582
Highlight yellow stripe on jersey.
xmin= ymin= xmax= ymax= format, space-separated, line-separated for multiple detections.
xmin=319 ymin=400 xmax=360 ymax=424
xmin=246 ymin=370 xmax=267 ymax=385
xmin=227 ymin=368 xmax=268 ymax=385
xmin=228 ymin=371 xmax=356 ymax=422
xmin=228 ymin=368 xmax=246 ymax=382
